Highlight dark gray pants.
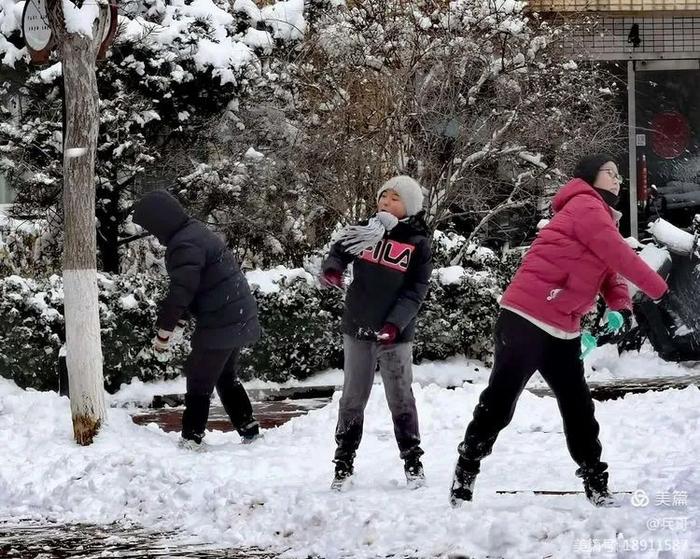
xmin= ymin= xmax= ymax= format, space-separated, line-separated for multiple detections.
xmin=335 ymin=335 xmax=423 ymax=462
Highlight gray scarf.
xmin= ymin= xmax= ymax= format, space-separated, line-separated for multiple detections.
xmin=335 ymin=211 xmax=399 ymax=256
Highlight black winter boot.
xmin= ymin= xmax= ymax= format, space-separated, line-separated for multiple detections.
xmin=580 ymin=469 xmax=615 ymax=507
xmin=181 ymin=393 xmax=211 ymax=447
xmin=404 ymin=455 xmax=426 ymax=489
xmin=330 ymin=458 xmax=354 ymax=491
xmin=238 ymin=419 xmax=261 ymax=444
xmin=449 ymin=457 xmax=480 ymax=507
xmin=576 ymin=464 xmax=615 ymax=507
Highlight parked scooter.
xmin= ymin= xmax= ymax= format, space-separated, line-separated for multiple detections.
xmin=607 ymin=216 xmax=700 ymax=361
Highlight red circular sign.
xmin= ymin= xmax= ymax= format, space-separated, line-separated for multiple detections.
xmin=651 ymin=111 xmax=690 ymax=159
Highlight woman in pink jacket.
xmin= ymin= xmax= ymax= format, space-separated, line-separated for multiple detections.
xmin=449 ymin=154 xmax=668 ymax=507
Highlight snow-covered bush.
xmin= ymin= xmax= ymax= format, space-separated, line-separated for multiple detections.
xmin=241 ymin=276 xmax=345 ymax=382
xmin=0 ymin=214 xmax=55 ymax=276
xmin=416 ymin=266 xmax=501 ymax=363
xmin=0 ymin=251 xmax=523 ymax=390
xmin=0 ymin=273 xmax=187 ymax=392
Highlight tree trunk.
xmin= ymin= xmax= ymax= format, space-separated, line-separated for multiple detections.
xmin=59 ymin=24 xmax=107 ymax=445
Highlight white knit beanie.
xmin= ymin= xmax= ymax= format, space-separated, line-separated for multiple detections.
xmin=376 ymin=175 xmax=424 ymax=217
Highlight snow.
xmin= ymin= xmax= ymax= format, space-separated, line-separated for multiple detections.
xmin=436 ymin=265 xmax=465 ymax=285
xmin=245 ymin=265 xmax=314 ymax=293
xmin=118 ymin=293 xmax=139 ymax=310
xmin=111 ymin=339 xmax=695 ymax=408
xmin=0 ymin=208 xmax=44 ymax=235
xmin=518 ymin=150 xmax=546 ymax=168
xmin=193 ymin=39 xmax=254 ymax=83
xmin=62 ymin=0 xmax=100 ymax=39
xmin=648 ymin=218 xmax=695 ymax=255
xmin=110 ymin=376 xmax=187 ymax=407
xmin=244 ymin=146 xmax=264 ymax=160
xmin=433 ymin=229 xmax=466 ymax=252
xmin=119 ymin=15 xmax=160 ymax=42
xmin=0 ymin=36 xmax=25 ymax=67
xmin=27 ymin=292 xmax=61 ymax=320
xmin=113 ymin=0 xmax=306 ymax=87
xmin=413 ymin=355 xmax=490 ymax=387
xmin=232 ymin=0 xmax=262 ymax=23
xmin=65 ymin=147 xmax=87 ymax=158
xmin=131 ymin=110 xmax=160 ymax=127
xmin=494 ymin=0 xmax=524 ymax=15
xmin=261 ymin=0 xmax=306 ymax=41
xmin=1 ymin=372 xmax=698 ymax=558
xmin=0 ymin=0 xmax=25 ymax=66
xmin=0 ymin=0 xmax=22 ymax=35
xmin=187 ymin=0 xmax=234 ymax=29
xmin=38 ymin=62 xmax=63 ymax=83
xmin=110 ymin=355 xmax=491 ymax=407
xmin=242 ymin=28 xmax=274 ymax=50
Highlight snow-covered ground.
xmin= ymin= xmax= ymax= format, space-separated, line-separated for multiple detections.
xmin=2 ymin=365 xmax=699 ymax=558
xmin=110 ymin=342 xmax=697 ymax=408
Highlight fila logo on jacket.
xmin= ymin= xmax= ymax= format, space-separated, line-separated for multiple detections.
xmin=360 ymin=239 xmax=415 ymax=272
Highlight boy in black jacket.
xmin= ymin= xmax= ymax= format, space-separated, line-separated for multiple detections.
xmin=132 ymin=190 xmax=261 ymax=449
xmin=321 ymin=176 xmax=433 ymax=489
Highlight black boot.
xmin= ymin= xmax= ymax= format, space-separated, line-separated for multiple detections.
xmin=404 ymin=455 xmax=426 ymax=489
xmin=238 ymin=419 xmax=261 ymax=444
xmin=181 ymin=393 xmax=211 ymax=448
xmin=578 ymin=467 xmax=614 ymax=507
xmin=449 ymin=456 xmax=480 ymax=507
xmin=331 ymin=458 xmax=354 ymax=491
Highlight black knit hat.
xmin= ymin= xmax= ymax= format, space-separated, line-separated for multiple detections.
xmin=572 ymin=154 xmax=617 ymax=187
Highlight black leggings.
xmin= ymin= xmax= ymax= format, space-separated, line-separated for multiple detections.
xmin=458 ymin=309 xmax=606 ymax=477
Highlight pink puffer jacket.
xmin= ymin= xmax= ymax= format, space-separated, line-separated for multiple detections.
xmin=500 ymin=179 xmax=668 ymax=333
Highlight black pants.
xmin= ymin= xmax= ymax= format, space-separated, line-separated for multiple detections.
xmin=458 ymin=309 xmax=606 ymax=478
xmin=181 ymin=346 xmax=256 ymax=441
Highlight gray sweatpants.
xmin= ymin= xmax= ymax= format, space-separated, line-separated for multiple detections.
xmin=334 ymin=334 xmax=423 ymax=462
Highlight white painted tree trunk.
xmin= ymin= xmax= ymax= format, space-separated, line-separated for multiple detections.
xmin=63 ymin=270 xmax=106 ymax=444
xmin=49 ymin=2 xmax=108 ymax=445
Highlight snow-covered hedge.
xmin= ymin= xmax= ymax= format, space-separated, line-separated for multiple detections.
xmin=0 ymin=252 xmax=520 ymax=391
xmin=0 ymin=273 xmax=188 ymax=392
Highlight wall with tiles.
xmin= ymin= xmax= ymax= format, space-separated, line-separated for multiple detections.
xmin=529 ymin=0 xmax=700 ymax=12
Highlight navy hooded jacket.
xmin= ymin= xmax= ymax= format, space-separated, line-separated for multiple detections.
xmin=132 ymin=190 xmax=260 ymax=349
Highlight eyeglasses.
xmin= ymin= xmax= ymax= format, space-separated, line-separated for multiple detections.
xmin=600 ymin=168 xmax=623 ymax=182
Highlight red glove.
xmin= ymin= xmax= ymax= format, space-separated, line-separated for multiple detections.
xmin=377 ymin=323 xmax=399 ymax=345
xmin=321 ymin=269 xmax=343 ymax=289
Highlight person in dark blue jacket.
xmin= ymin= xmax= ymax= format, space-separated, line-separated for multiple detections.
xmin=320 ymin=176 xmax=433 ymax=490
xmin=132 ymin=190 xmax=261 ymax=448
